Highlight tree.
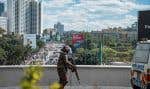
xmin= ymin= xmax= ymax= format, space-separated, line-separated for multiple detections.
xmin=37 ymin=39 xmax=45 ymax=49
xmin=0 ymin=35 xmax=32 ymax=65
xmin=90 ymin=48 xmax=98 ymax=55
xmin=82 ymin=32 xmax=93 ymax=49
xmin=43 ymin=29 xmax=48 ymax=34
xmin=116 ymin=49 xmax=134 ymax=62
xmin=76 ymin=48 xmax=85 ymax=54
xmin=0 ymin=48 xmax=6 ymax=64
xmin=103 ymin=47 xmax=117 ymax=63
xmin=0 ymin=27 xmax=5 ymax=35
xmin=89 ymin=43 xmax=97 ymax=50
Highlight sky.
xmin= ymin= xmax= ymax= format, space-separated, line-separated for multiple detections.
xmin=1 ymin=0 xmax=150 ymax=31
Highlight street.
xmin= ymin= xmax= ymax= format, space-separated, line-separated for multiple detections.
xmin=25 ymin=42 xmax=64 ymax=65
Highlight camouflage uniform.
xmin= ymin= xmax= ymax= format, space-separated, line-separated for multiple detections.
xmin=57 ymin=52 xmax=68 ymax=88
xmin=57 ymin=46 xmax=76 ymax=89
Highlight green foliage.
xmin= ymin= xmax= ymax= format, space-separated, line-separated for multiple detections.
xmin=37 ymin=39 xmax=45 ymax=49
xmin=43 ymin=29 xmax=48 ymax=35
xmin=76 ymin=48 xmax=85 ymax=54
xmin=49 ymin=82 xmax=61 ymax=89
xmin=103 ymin=47 xmax=117 ymax=62
xmin=116 ymin=49 xmax=134 ymax=62
xmin=83 ymin=32 xmax=92 ymax=40
xmin=0 ymin=48 xmax=5 ymax=58
xmin=90 ymin=48 xmax=98 ymax=55
xmin=65 ymin=31 xmax=135 ymax=64
xmin=0 ymin=27 xmax=6 ymax=34
xmin=0 ymin=35 xmax=32 ymax=65
xmin=103 ymin=46 xmax=134 ymax=62
xmin=0 ymin=48 xmax=6 ymax=63
xmin=90 ymin=43 xmax=97 ymax=49
xmin=20 ymin=66 xmax=61 ymax=89
xmin=20 ymin=66 xmax=43 ymax=89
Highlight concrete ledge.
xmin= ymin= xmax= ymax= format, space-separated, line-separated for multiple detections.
xmin=0 ymin=65 xmax=131 ymax=87
xmin=0 ymin=86 xmax=132 ymax=89
xmin=0 ymin=65 xmax=131 ymax=68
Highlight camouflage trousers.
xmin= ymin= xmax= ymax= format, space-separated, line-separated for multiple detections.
xmin=57 ymin=67 xmax=68 ymax=88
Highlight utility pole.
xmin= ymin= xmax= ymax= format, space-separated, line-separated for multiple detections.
xmin=98 ymin=32 xmax=103 ymax=65
xmin=85 ymin=31 xmax=87 ymax=64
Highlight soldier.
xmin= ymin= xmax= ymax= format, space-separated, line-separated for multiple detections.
xmin=57 ymin=46 xmax=75 ymax=89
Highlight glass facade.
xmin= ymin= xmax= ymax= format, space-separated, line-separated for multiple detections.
xmin=0 ymin=2 xmax=4 ymax=16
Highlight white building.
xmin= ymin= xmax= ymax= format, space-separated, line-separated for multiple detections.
xmin=7 ymin=0 xmax=41 ymax=35
xmin=0 ymin=17 xmax=7 ymax=34
xmin=23 ymin=34 xmax=36 ymax=49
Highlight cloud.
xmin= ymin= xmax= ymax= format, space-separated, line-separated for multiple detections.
xmin=42 ymin=14 xmax=59 ymax=29
xmin=3 ymin=0 xmax=148 ymax=32
xmin=43 ymin=0 xmax=72 ymax=8
xmin=39 ymin=0 xmax=150 ymax=31
xmin=2 ymin=0 xmax=150 ymax=31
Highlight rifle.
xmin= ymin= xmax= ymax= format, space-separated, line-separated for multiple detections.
xmin=67 ymin=61 xmax=80 ymax=84
xmin=66 ymin=56 xmax=80 ymax=84
xmin=74 ymin=66 xmax=80 ymax=84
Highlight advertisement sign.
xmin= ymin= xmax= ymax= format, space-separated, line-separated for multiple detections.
xmin=24 ymin=34 xmax=36 ymax=49
xmin=72 ymin=34 xmax=84 ymax=48
xmin=138 ymin=10 xmax=150 ymax=41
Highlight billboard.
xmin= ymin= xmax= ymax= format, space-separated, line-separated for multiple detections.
xmin=72 ymin=34 xmax=84 ymax=48
xmin=24 ymin=34 xmax=36 ymax=49
xmin=138 ymin=10 xmax=150 ymax=41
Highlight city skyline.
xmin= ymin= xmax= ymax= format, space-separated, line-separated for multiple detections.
xmin=1 ymin=0 xmax=150 ymax=31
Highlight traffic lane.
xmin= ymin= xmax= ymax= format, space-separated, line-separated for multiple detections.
xmin=44 ymin=43 xmax=63 ymax=65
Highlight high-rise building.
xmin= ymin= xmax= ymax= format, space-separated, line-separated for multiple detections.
xmin=0 ymin=2 xmax=4 ymax=16
xmin=0 ymin=17 xmax=7 ymax=34
xmin=54 ymin=22 xmax=64 ymax=35
xmin=38 ymin=1 xmax=41 ymax=35
xmin=7 ymin=0 xmax=41 ymax=35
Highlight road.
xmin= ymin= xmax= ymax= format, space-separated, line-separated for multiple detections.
xmin=25 ymin=42 xmax=64 ymax=65
xmin=44 ymin=42 xmax=64 ymax=65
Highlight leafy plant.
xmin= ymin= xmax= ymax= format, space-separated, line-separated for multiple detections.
xmin=20 ymin=65 xmax=61 ymax=89
xmin=49 ymin=82 xmax=61 ymax=89
xmin=20 ymin=66 xmax=43 ymax=89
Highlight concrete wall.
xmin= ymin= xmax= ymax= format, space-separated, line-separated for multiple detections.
xmin=0 ymin=65 xmax=131 ymax=87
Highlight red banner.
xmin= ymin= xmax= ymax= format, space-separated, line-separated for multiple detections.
xmin=72 ymin=34 xmax=84 ymax=44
